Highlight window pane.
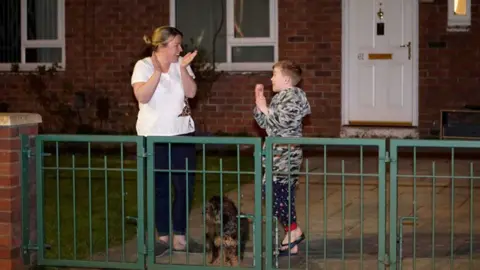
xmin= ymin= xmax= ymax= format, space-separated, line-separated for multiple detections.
xmin=232 ymin=46 xmax=274 ymax=62
xmin=175 ymin=0 xmax=227 ymax=63
xmin=454 ymin=0 xmax=467 ymax=15
xmin=26 ymin=48 xmax=62 ymax=63
xmin=234 ymin=0 xmax=270 ymax=38
xmin=27 ymin=0 xmax=58 ymax=40
xmin=0 ymin=0 xmax=21 ymax=63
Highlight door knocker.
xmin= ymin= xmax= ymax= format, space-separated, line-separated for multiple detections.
xmin=377 ymin=3 xmax=384 ymax=20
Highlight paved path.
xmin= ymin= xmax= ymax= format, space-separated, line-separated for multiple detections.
xmin=77 ymin=155 xmax=480 ymax=269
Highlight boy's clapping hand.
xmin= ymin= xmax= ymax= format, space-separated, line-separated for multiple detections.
xmin=255 ymin=84 xmax=268 ymax=114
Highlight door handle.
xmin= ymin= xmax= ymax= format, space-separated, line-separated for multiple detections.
xmin=400 ymin=41 xmax=411 ymax=60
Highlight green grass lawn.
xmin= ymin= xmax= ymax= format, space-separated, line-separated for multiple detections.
xmin=40 ymin=151 xmax=255 ymax=260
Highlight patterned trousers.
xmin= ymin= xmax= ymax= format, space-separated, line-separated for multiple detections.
xmin=262 ymin=144 xmax=303 ymax=232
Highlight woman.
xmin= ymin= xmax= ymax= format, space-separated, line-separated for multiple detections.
xmin=131 ymin=26 xmax=201 ymax=255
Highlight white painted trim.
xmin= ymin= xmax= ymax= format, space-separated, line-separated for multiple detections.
xmin=22 ymin=40 xmax=64 ymax=47
xmin=216 ymin=62 xmax=273 ymax=72
xmin=226 ymin=0 xmax=234 ymax=64
xmin=170 ymin=0 xmax=278 ymax=72
xmin=340 ymin=126 xmax=419 ymax=139
xmin=272 ymin=0 xmax=279 ymax=63
xmin=1 ymin=0 xmax=66 ymax=71
xmin=341 ymin=0 xmax=419 ymax=126
xmin=169 ymin=0 xmax=176 ymax=26
xmin=448 ymin=0 xmax=471 ymax=27
xmin=58 ymin=0 xmax=66 ymax=69
xmin=341 ymin=0 xmax=349 ymax=125
xmin=412 ymin=0 xmax=419 ymax=127
xmin=228 ymin=37 xmax=277 ymax=44
xmin=0 ymin=63 xmax=61 ymax=72
xmin=20 ymin=0 xmax=27 ymax=65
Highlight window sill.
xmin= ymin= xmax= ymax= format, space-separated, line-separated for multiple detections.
xmin=215 ymin=62 xmax=274 ymax=72
xmin=0 ymin=63 xmax=65 ymax=73
xmin=446 ymin=24 xmax=470 ymax=32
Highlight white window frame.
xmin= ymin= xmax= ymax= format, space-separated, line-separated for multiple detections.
xmin=0 ymin=0 xmax=66 ymax=72
xmin=447 ymin=0 xmax=471 ymax=32
xmin=170 ymin=0 xmax=278 ymax=72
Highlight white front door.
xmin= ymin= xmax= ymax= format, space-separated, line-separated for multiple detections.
xmin=342 ymin=0 xmax=418 ymax=126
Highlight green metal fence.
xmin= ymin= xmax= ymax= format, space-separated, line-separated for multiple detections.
xmin=389 ymin=139 xmax=480 ymax=270
xmin=20 ymin=135 xmax=480 ymax=270
xmin=21 ymin=134 xmax=265 ymax=270
xmin=22 ymin=134 xmax=146 ymax=269
xmin=263 ymin=137 xmax=388 ymax=270
xmin=144 ymin=136 xmax=263 ymax=270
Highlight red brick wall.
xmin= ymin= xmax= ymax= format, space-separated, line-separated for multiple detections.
xmin=419 ymin=1 xmax=480 ymax=135
xmin=0 ymin=0 xmax=479 ymax=137
xmin=0 ymin=122 xmax=39 ymax=270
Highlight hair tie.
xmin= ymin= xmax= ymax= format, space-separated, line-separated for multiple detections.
xmin=143 ymin=35 xmax=152 ymax=45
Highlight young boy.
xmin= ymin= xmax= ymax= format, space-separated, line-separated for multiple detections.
xmin=253 ymin=60 xmax=311 ymax=256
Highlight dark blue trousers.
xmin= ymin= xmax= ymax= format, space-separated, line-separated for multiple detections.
xmin=154 ymin=132 xmax=196 ymax=236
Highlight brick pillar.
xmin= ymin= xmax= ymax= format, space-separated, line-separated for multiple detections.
xmin=0 ymin=113 xmax=42 ymax=270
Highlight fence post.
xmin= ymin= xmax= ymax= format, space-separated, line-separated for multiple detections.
xmin=0 ymin=113 xmax=42 ymax=270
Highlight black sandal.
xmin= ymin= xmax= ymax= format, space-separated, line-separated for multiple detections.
xmin=173 ymin=238 xmax=204 ymax=253
xmin=277 ymin=233 xmax=305 ymax=257
xmin=154 ymin=240 xmax=170 ymax=257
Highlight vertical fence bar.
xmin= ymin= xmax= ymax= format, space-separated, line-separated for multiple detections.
xmin=87 ymin=143 xmax=93 ymax=259
xmin=431 ymin=161 xmax=436 ymax=270
xmin=389 ymin=141 xmax=398 ymax=270
xmin=185 ymin=155 xmax=190 ymax=264
xmin=103 ymin=156 xmax=109 ymax=262
xmin=323 ymin=145 xmax=327 ymax=265
xmin=305 ymin=158 xmax=309 ymax=268
xmin=341 ymin=160 xmax=346 ymax=270
xmin=35 ymin=136 xmax=45 ymax=264
xmin=377 ymin=141 xmax=386 ymax=270
xmin=20 ymin=134 xmax=31 ymax=264
xmin=450 ymin=148 xmax=455 ymax=269
xmin=120 ymin=143 xmax=126 ymax=261
xmin=412 ymin=147 xmax=417 ymax=270
xmin=55 ymin=142 xmax=61 ymax=258
xmin=103 ymin=156 xmax=109 ymax=261
xmin=202 ymin=144 xmax=206 ymax=266
xmin=264 ymin=138 xmax=274 ymax=269
xmin=146 ymin=138 xmax=155 ymax=267
xmin=168 ymin=143 xmax=173 ymax=261
xmin=236 ymin=145 xmax=241 ymax=262
xmin=218 ymin=158 xmax=224 ymax=267
xmin=253 ymin=139 xmax=263 ymax=270
xmin=287 ymin=146 xmax=292 ymax=267
xmin=72 ymin=155 xmax=77 ymax=260
xmin=136 ymin=136 xmax=146 ymax=268
xmin=469 ymin=163 xmax=474 ymax=270
xmin=360 ymin=146 xmax=364 ymax=270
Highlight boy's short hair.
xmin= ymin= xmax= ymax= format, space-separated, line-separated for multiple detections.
xmin=273 ymin=60 xmax=302 ymax=86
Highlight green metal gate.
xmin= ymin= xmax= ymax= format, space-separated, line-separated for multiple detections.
xmin=144 ymin=136 xmax=264 ymax=270
xmin=263 ymin=137 xmax=388 ymax=270
xmin=389 ymin=139 xmax=480 ymax=270
xmin=23 ymin=134 xmax=146 ymax=269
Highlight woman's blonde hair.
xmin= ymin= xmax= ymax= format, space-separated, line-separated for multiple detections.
xmin=143 ymin=26 xmax=183 ymax=52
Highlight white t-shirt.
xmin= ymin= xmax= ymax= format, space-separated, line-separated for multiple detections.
xmin=131 ymin=56 xmax=196 ymax=136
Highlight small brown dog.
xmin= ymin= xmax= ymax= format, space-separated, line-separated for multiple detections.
xmin=205 ymin=195 xmax=250 ymax=266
